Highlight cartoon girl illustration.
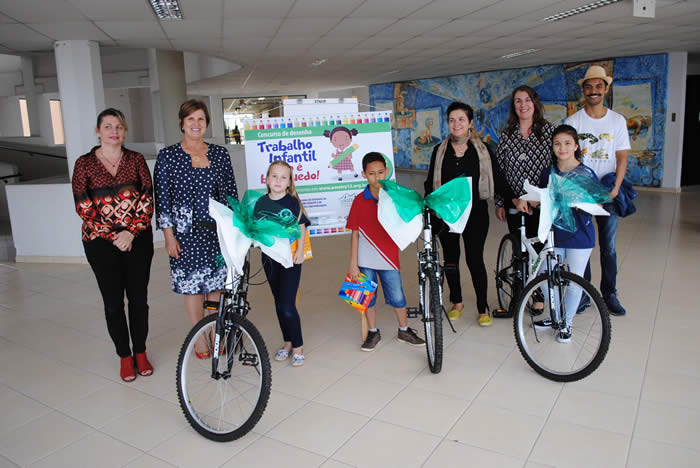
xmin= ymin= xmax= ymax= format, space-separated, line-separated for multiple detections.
xmin=324 ymin=126 xmax=359 ymax=181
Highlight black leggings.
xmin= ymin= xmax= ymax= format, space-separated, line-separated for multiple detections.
xmin=84 ymin=229 xmax=154 ymax=358
xmin=435 ymin=202 xmax=489 ymax=315
xmin=262 ymin=254 xmax=304 ymax=348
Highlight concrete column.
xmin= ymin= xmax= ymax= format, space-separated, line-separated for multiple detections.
xmin=147 ymin=49 xmax=164 ymax=144
xmin=54 ymin=40 xmax=105 ymax=178
xmin=209 ymin=95 xmax=226 ymax=145
xmin=662 ymin=51 xmax=687 ymax=189
xmin=20 ymin=56 xmax=40 ymax=137
xmin=154 ymin=50 xmax=187 ymax=146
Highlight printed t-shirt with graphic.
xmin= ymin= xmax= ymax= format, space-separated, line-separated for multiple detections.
xmin=253 ymin=194 xmax=311 ymax=236
xmin=565 ymin=109 xmax=631 ymax=180
xmin=345 ymin=185 xmax=400 ymax=271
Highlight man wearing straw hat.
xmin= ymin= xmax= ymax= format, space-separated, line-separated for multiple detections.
xmin=565 ymin=65 xmax=630 ymax=316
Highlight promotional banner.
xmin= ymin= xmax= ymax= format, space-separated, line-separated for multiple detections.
xmin=244 ymin=111 xmax=395 ymax=236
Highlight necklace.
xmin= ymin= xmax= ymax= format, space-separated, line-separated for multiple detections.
xmin=97 ymin=148 xmax=122 ymax=169
xmin=182 ymin=142 xmax=206 ymax=165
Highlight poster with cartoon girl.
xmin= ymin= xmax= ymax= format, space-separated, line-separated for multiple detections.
xmin=325 ymin=126 xmax=359 ymax=181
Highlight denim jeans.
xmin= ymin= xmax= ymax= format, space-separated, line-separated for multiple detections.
xmin=359 ymin=267 xmax=407 ymax=309
xmin=584 ymin=211 xmax=619 ymax=298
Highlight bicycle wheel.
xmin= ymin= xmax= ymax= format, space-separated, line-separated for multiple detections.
xmin=422 ymin=270 xmax=443 ymax=374
xmin=496 ymin=233 xmax=521 ymax=313
xmin=177 ymin=313 xmax=271 ymax=441
xmin=513 ymin=272 xmax=611 ymax=382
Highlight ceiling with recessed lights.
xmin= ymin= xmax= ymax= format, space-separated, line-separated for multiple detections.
xmin=0 ymin=0 xmax=698 ymax=95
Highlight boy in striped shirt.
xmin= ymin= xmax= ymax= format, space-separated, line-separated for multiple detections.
xmin=346 ymin=152 xmax=425 ymax=351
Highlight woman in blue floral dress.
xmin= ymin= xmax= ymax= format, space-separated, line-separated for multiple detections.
xmin=154 ymin=100 xmax=238 ymax=357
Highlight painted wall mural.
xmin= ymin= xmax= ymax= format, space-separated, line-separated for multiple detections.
xmin=369 ymin=54 xmax=668 ymax=186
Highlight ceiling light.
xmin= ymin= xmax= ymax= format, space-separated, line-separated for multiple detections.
xmin=541 ymin=0 xmax=620 ymax=22
xmin=257 ymin=97 xmax=265 ymax=100
xmin=501 ymin=49 xmax=540 ymax=59
xmin=149 ymin=0 xmax=183 ymax=20
xmin=310 ymin=58 xmax=328 ymax=68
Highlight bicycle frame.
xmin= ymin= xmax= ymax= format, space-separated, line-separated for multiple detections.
xmin=411 ymin=208 xmax=455 ymax=333
xmin=516 ymin=216 xmax=569 ymax=329
xmin=206 ymin=258 xmax=252 ymax=379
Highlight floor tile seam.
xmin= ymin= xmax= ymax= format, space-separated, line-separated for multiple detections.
xmin=624 ymin=192 xmax=676 ymax=468
xmin=545 ymin=412 xmax=637 ymax=438
xmin=326 ymin=413 xmax=441 ymax=468
xmin=635 ymin=396 xmax=700 ymax=414
xmin=119 ymin=452 xmax=176 ymax=468
xmin=258 ymin=390 xmax=323 ymax=436
xmin=264 ymin=425 xmax=356 ymax=460
xmin=1 ymin=416 xmax=97 ymax=467
xmin=641 ymin=365 xmax=700 ymax=382
xmin=427 ymin=345 xmax=524 ymax=462
xmin=52 ymin=389 xmax=161 ymax=431
xmin=419 ymin=439 xmax=526 ymax=467
xmin=0 ymin=453 xmax=19 ymax=468
xmin=208 ymin=431 xmax=265 ymax=468
xmin=629 ymin=435 xmax=700 ymax=454
xmin=27 ymin=428 xmax=146 ymax=468
xmin=518 ymin=361 xmax=568 ymax=464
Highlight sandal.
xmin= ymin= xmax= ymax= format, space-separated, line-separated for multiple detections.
xmin=135 ymin=352 xmax=153 ymax=376
xmin=195 ymin=350 xmax=211 ymax=359
xmin=292 ymin=354 xmax=305 ymax=367
xmin=120 ymin=356 xmax=136 ymax=382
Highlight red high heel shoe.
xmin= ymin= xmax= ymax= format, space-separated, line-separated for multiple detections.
xmin=135 ymin=352 xmax=154 ymax=376
xmin=120 ymin=356 xmax=136 ymax=382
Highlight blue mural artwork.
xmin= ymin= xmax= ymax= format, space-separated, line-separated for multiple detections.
xmin=369 ymin=54 xmax=668 ymax=186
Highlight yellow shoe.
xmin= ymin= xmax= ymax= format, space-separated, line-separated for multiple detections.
xmin=447 ymin=307 xmax=463 ymax=321
xmin=478 ymin=314 xmax=493 ymax=327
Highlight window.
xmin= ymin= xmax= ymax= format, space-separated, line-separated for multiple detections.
xmin=18 ymin=99 xmax=31 ymax=137
xmin=49 ymin=100 xmax=65 ymax=145
xmin=221 ymin=95 xmax=305 ymax=144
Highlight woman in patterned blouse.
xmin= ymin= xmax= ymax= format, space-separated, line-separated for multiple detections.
xmin=494 ymin=85 xmax=555 ymax=237
xmin=72 ymin=108 xmax=155 ymax=382
xmin=154 ymin=100 xmax=238 ymax=359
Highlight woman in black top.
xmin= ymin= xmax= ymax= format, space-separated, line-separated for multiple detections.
xmin=494 ymin=85 xmax=555 ymax=238
xmin=425 ymin=102 xmax=496 ymax=327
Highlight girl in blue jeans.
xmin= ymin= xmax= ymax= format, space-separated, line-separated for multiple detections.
xmin=255 ymin=161 xmax=310 ymax=366
xmin=529 ymin=125 xmax=605 ymax=343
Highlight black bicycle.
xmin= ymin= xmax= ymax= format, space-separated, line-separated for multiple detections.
xmin=176 ymin=255 xmax=271 ymax=441
xmin=407 ymin=208 xmax=456 ymax=374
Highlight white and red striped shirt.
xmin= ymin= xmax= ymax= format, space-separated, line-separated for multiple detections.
xmin=346 ymin=186 xmax=400 ymax=270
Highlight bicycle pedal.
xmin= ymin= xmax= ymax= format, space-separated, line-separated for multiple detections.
xmin=406 ymin=307 xmax=420 ymax=318
xmin=492 ymin=308 xmax=513 ymax=319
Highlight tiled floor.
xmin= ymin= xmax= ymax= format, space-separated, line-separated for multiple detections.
xmin=0 ymin=173 xmax=699 ymax=467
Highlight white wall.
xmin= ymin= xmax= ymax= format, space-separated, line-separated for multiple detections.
xmin=0 ymin=71 xmax=21 ymax=97
xmin=662 ymin=52 xmax=687 ymax=189
xmin=7 ymin=157 xmax=164 ymax=261
xmin=316 ymin=86 xmax=370 ymax=110
xmin=37 ymin=92 xmax=60 ymax=145
xmin=0 ymin=96 xmax=23 ymax=137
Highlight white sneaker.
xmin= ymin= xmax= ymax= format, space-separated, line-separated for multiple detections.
xmin=557 ymin=326 xmax=572 ymax=343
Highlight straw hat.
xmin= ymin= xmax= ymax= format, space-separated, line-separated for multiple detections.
xmin=578 ymin=65 xmax=613 ymax=87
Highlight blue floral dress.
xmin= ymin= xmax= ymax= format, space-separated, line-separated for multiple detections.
xmin=154 ymin=143 xmax=238 ymax=294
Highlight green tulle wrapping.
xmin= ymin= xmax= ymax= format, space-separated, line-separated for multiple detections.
xmin=378 ymin=177 xmax=472 ymax=224
xmin=378 ymin=180 xmax=423 ymax=223
xmin=549 ymin=172 xmax=611 ymax=233
xmin=425 ymin=177 xmax=472 ymax=224
xmin=226 ymin=192 xmax=301 ymax=247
